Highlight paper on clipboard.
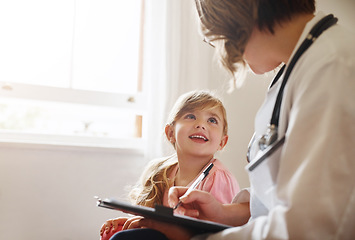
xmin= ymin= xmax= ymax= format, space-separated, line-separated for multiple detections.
xmin=96 ymin=197 xmax=232 ymax=234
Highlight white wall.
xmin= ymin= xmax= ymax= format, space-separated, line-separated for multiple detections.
xmin=0 ymin=143 xmax=146 ymax=240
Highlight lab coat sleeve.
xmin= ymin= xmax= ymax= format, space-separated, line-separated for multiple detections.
xmin=192 ymin=41 xmax=355 ymax=239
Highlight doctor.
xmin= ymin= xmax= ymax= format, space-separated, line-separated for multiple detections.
xmin=112 ymin=0 xmax=355 ymax=239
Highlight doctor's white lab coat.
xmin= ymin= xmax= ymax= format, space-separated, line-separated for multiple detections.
xmin=193 ymin=12 xmax=355 ymax=240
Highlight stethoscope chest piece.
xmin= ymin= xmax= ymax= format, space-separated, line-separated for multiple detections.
xmin=259 ymin=124 xmax=278 ymax=151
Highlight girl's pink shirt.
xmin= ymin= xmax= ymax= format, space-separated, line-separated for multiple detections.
xmin=163 ymin=158 xmax=240 ymax=205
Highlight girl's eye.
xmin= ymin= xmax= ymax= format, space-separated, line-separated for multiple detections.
xmin=208 ymin=117 xmax=218 ymax=124
xmin=185 ymin=114 xmax=196 ymax=120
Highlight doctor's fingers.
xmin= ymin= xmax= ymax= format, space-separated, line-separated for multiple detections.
xmin=176 ymin=190 xmax=218 ymax=217
xmin=180 ymin=189 xmax=215 ymax=205
xmin=122 ymin=216 xmax=144 ymax=230
xmin=168 ymin=186 xmax=189 ymax=207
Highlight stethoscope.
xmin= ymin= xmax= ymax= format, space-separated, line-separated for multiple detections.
xmin=247 ymin=14 xmax=338 ymax=163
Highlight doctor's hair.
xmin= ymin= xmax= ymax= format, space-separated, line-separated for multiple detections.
xmin=194 ymin=0 xmax=315 ymax=87
xmin=166 ymin=90 xmax=228 ymax=149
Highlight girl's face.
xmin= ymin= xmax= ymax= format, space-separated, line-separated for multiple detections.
xmin=166 ymin=107 xmax=228 ymax=159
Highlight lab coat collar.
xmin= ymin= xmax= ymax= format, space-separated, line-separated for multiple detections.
xmin=287 ymin=11 xmax=328 ymax=66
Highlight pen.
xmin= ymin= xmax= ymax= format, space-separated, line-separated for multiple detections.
xmin=173 ymin=162 xmax=214 ymax=210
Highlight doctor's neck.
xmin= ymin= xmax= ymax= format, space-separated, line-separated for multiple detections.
xmin=270 ymin=13 xmax=315 ymax=64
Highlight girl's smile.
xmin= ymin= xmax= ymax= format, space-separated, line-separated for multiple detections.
xmin=189 ymin=133 xmax=209 ymax=142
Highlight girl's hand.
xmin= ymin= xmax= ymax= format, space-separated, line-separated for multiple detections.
xmin=100 ymin=216 xmax=146 ymax=240
xmin=99 ymin=217 xmax=127 ymax=240
xmin=122 ymin=215 xmax=144 ymax=230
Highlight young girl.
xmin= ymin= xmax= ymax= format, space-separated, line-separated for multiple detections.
xmin=100 ymin=90 xmax=242 ymax=239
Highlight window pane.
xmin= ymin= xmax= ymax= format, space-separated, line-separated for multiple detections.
xmin=0 ymin=0 xmax=73 ymax=87
xmin=0 ymin=0 xmax=142 ymax=93
xmin=0 ymin=0 xmax=145 ymax=147
xmin=73 ymin=0 xmax=142 ymax=93
xmin=0 ymin=98 xmax=142 ymax=139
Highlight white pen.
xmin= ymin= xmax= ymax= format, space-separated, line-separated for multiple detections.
xmin=173 ymin=162 xmax=214 ymax=210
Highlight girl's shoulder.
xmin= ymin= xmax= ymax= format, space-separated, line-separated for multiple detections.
xmin=209 ymin=158 xmax=234 ymax=176
xmin=201 ymin=159 xmax=240 ymax=203
xmin=208 ymin=159 xmax=238 ymax=186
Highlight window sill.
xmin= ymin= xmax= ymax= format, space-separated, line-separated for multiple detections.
xmin=0 ymin=132 xmax=145 ymax=155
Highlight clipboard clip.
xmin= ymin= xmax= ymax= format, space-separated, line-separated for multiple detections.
xmin=154 ymin=204 xmax=174 ymax=216
xmin=94 ymin=196 xmax=104 ymax=206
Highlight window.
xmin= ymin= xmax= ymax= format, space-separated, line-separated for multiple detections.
xmin=0 ymin=0 xmax=146 ymax=148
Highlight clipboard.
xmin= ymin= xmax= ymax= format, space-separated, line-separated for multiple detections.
xmin=96 ymin=197 xmax=232 ymax=234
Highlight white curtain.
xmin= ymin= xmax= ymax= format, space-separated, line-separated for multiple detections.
xmin=143 ymin=0 xmax=218 ymax=160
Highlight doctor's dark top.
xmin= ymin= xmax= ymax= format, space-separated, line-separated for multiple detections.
xmin=193 ymin=12 xmax=355 ymax=240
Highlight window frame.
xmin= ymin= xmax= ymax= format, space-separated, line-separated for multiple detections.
xmin=0 ymin=0 xmax=147 ymax=150
xmin=0 ymin=82 xmax=147 ymax=149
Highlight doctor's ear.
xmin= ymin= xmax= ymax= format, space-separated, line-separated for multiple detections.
xmin=165 ymin=124 xmax=176 ymax=144
xmin=218 ymin=134 xmax=228 ymax=151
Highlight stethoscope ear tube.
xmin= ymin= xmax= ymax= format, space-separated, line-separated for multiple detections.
xmin=271 ymin=14 xmax=337 ymax=128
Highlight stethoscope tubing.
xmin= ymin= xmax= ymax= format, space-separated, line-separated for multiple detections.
xmin=270 ymin=14 xmax=338 ymax=128
xmin=247 ymin=14 xmax=338 ymax=162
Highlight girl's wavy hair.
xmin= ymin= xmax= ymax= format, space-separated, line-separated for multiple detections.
xmin=194 ymin=0 xmax=315 ymax=89
xmin=129 ymin=90 xmax=228 ymax=207
xmin=129 ymin=155 xmax=178 ymax=207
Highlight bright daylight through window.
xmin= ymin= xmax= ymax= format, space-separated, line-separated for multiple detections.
xmin=0 ymin=0 xmax=145 ymax=148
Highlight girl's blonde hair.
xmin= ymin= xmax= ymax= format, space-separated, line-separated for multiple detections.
xmin=129 ymin=155 xmax=178 ymax=207
xmin=129 ymin=90 xmax=228 ymax=207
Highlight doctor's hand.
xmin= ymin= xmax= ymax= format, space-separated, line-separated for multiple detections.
xmin=168 ymin=187 xmax=227 ymax=223
xmin=168 ymin=187 xmax=250 ymax=227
